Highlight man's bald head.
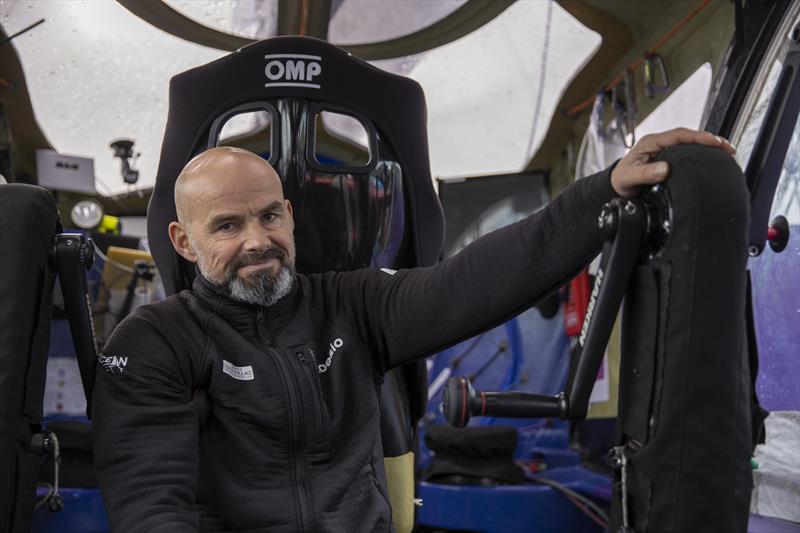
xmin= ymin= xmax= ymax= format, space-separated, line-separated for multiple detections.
xmin=167 ymin=146 xmax=296 ymax=306
xmin=174 ymin=146 xmax=283 ymax=227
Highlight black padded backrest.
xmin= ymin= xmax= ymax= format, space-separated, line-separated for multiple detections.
xmin=148 ymin=36 xmax=444 ymax=295
xmin=0 ymin=185 xmax=60 ymax=533
xmin=613 ymin=145 xmax=752 ymax=532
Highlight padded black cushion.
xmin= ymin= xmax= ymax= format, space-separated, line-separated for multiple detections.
xmin=613 ymin=145 xmax=752 ymax=532
xmin=423 ymin=425 xmax=525 ymax=485
xmin=0 ymin=184 xmax=60 ymax=532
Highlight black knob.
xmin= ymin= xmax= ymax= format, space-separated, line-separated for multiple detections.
xmin=442 ymin=377 xmax=475 ymax=428
xmin=767 ymin=215 xmax=789 ymax=253
xmin=29 ymin=433 xmax=54 ymax=454
xmin=79 ymin=237 xmax=95 ymax=270
xmin=47 ymin=493 xmax=64 ymax=512
xmin=598 ymin=203 xmax=619 ymax=240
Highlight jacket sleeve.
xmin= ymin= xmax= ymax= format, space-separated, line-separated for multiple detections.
xmin=328 ymin=167 xmax=618 ymax=372
xmin=92 ymin=306 xmax=201 ymax=532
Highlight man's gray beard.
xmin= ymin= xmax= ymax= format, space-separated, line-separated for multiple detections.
xmin=195 ymin=247 xmax=297 ymax=307
xmin=227 ymin=264 xmax=296 ymax=306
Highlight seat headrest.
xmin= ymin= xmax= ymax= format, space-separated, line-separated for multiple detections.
xmin=148 ymin=36 xmax=444 ymax=294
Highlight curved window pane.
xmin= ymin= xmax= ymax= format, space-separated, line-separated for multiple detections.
xmin=328 ymin=0 xmax=465 ymax=46
xmin=312 ymin=111 xmax=370 ymax=168
xmin=371 ymin=2 xmax=601 ymax=180
xmin=216 ymin=109 xmax=273 ymax=160
xmin=749 ymin=112 xmax=800 ymax=412
xmin=164 ymin=0 xmax=278 ymax=40
xmin=731 ymin=14 xmax=800 ymax=412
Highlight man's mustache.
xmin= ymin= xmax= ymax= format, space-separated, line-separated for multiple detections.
xmin=230 ymin=247 xmax=288 ymax=271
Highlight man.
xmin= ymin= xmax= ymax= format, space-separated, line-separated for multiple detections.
xmin=92 ymin=129 xmax=735 ymax=532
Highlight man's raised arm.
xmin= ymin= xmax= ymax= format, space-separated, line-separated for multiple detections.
xmin=92 ymin=305 xmax=202 ymax=532
xmin=329 ymin=129 xmax=736 ymax=371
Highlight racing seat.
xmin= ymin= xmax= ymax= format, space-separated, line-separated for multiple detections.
xmin=147 ymin=36 xmax=444 ymax=532
xmin=0 ymin=184 xmax=97 ymax=532
xmin=442 ymin=145 xmax=758 ymax=532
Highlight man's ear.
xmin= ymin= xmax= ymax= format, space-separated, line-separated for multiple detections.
xmin=285 ymin=199 xmax=294 ymax=228
xmin=168 ymin=221 xmax=197 ymax=263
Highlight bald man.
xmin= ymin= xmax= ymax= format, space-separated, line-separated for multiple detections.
xmin=92 ymin=132 xmax=735 ymax=532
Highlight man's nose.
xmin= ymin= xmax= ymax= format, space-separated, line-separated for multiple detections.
xmin=241 ymin=221 xmax=272 ymax=252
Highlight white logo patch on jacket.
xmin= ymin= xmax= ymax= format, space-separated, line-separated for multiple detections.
xmin=223 ymin=360 xmax=255 ymax=381
xmin=98 ymin=354 xmax=127 ymax=374
xmin=318 ymin=338 xmax=343 ymax=374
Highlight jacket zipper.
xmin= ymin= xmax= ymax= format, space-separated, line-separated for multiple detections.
xmin=295 ymin=349 xmax=327 ymax=451
xmin=256 ymin=309 xmax=309 ymax=532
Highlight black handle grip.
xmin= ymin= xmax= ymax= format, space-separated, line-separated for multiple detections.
xmin=442 ymin=377 xmax=568 ymax=428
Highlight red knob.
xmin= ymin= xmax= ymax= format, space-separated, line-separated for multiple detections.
xmin=767 ymin=227 xmax=779 ymax=241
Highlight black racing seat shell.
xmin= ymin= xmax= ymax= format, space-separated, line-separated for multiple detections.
xmin=148 ymin=36 xmax=444 ymax=292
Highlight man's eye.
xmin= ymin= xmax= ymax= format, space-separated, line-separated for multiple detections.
xmin=262 ymin=213 xmax=281 ymax=225
xmin=217 ymin=222 xmax=235 ymax=232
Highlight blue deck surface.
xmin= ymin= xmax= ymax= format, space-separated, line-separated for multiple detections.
xmin=417 ymin=465 xmax=610 ymax=533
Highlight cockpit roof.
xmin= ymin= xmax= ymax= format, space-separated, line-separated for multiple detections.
xmin=0 ymin=0 xmax=735 ymax=202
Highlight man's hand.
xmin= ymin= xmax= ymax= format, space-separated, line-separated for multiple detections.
xmin=610 ymin=127 xmax=737 ymax=198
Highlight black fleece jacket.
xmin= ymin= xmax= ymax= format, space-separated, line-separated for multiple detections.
xmin=91 ymin=168 xmax=616 ymax=532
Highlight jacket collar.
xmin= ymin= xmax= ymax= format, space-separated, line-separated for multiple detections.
xmin=191 ymin=269 xmax=300 ymax=339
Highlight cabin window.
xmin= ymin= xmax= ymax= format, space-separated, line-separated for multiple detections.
xmin=207 ymin=102 xmax=279 ymax=165
xmin=727 ymin=15 xmax=800 ymax=412
xmin=633 ymin=62 xmax=713 ymax=140
xmin=308 ymin=107 xmax=375 ymax=173
xmin=733 ymin=61 xmax=783 ymax=169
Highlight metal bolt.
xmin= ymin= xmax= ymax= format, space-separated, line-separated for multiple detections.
xmin=748 ymin=245 xmax=760 ymax=257
xmin=662 ymin=220 xmax=670 ymax=232
xmin=624 ymin=201 xmax=637 ymax=215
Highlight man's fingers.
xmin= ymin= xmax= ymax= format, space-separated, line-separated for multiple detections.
xmin=610 ymin=127 xmax=736 ymax=197
xmin=627 ymin=160 xmax=670 ymax=183
xmin=640 ymin=161 xmax=671 ymax=182
xmin=634 ymin=127 xmax=736 ymax=156
xmin=616 ymin=161 xmax=671 ymax=195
